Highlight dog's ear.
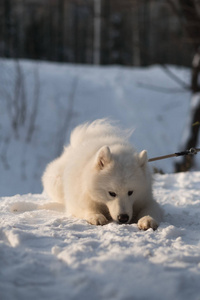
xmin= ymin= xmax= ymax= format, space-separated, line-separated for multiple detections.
xmin=138 ymin=150 xmax=148 ymax=167
xmin=95 ymin=146 xmax=112 ymax=170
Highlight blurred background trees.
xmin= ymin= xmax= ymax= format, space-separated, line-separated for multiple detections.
xmin=0 ymin=0 xmax=194 ymax=66
xmin=0 ymin=0 xmax=200 ymax=172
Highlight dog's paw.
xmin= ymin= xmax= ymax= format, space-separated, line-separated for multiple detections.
xmin=87 ymin=214 xmax=109 ymax=226
xmin=137 ymin=216 xmax=158 ymax=231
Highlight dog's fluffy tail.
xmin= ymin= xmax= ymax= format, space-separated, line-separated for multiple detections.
xmin=10 ymin=201 xmax=65 ymax=214
xmin=70 ymin=119 xmax=133 ymax=148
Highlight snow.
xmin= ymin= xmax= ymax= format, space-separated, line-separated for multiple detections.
xmin=1 ymin=59 xmax=200 ymax=299
xmin=1 ymin=172 xmax=200 ymax=300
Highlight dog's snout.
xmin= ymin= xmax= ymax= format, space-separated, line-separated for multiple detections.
xmin=117 ymin=214 xmax=129 ymax=224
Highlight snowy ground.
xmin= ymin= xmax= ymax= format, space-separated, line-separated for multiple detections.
xmin=1 ymin=172 xmax=200 ymax=300
xmin=1 ymin=60 xmax=200 ymax=299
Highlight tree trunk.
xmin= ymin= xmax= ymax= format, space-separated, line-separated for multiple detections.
xmin=93 ymin=0 xmax=101 ymax=65
xmin=175 ymin=50 xmax=200 ymax=172
xmin=174 ymin=0 xmax=200 ymax=172
xmin=4 ymin=0 xmax=11 ymax=57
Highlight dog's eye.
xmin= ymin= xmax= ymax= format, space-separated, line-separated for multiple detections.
xmin=128 ymin=191 xmax=133 ymax=196
xmin=109 ymin=191 xmax=117 ymax=197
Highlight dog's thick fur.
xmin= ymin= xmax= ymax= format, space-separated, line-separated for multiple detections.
xmin=42 ymin=120 xmax=162 ymax=230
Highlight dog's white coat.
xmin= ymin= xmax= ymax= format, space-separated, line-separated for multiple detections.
xmin=42 ymin=120 xmax=162 ymax=230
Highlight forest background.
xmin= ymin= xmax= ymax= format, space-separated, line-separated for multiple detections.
xmin=0 ymin=0 xmax=200 ymax=175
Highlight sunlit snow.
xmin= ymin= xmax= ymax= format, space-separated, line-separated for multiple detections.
xmin=0 ymin=60 xmax=200 ymax=300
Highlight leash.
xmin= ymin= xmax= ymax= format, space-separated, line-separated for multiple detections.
xmin=148 ymin=148 xmax=200 ymax=162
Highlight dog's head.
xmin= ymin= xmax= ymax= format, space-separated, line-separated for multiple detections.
xmin=87 ymin=145 xmax=151 ymax=224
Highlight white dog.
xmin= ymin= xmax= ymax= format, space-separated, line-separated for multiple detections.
xmin=42 ymin=119 xmax=162 ymax=230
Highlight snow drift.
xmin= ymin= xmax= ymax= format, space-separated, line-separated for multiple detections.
xmin=1 ymin=60 xmax=200 ymax=300
xmin=1 ymin=172 xmax=200 ymax=300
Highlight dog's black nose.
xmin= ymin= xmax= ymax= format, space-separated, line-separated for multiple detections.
xmin=117 ymin=214 xmax=129 ymax=224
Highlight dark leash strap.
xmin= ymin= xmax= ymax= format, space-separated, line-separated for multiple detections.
xmin=148 ymin=148 xmax=200 ymax=162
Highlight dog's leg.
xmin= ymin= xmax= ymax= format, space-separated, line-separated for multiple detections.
xmin=85 ymin=212 xmax=109 ymax=226
xmin=81 ymin=201 xmax=110 ymax=225
xmin=137 ymin=200 xmax=162 ymax=231
xmin=66 ymin=198 xmax=110 ymax=226
xmin=137 ymin=215 xmax=158 ymax=230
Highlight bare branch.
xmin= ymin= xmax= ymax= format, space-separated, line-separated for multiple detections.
xmin=26 ymin=66 xmax=40 ymax=143
xmin=137 ymin=65 xmax=191 ymax=94
xmin=56 ymin=76 xmax=79 ymax=156
xmin=137 ymin=82 xmax=189 ymax=94
xmin=161 ymin=65 xmax=191 ymax=89
xmin=10 ymin=60 xmax=27 ymax=138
